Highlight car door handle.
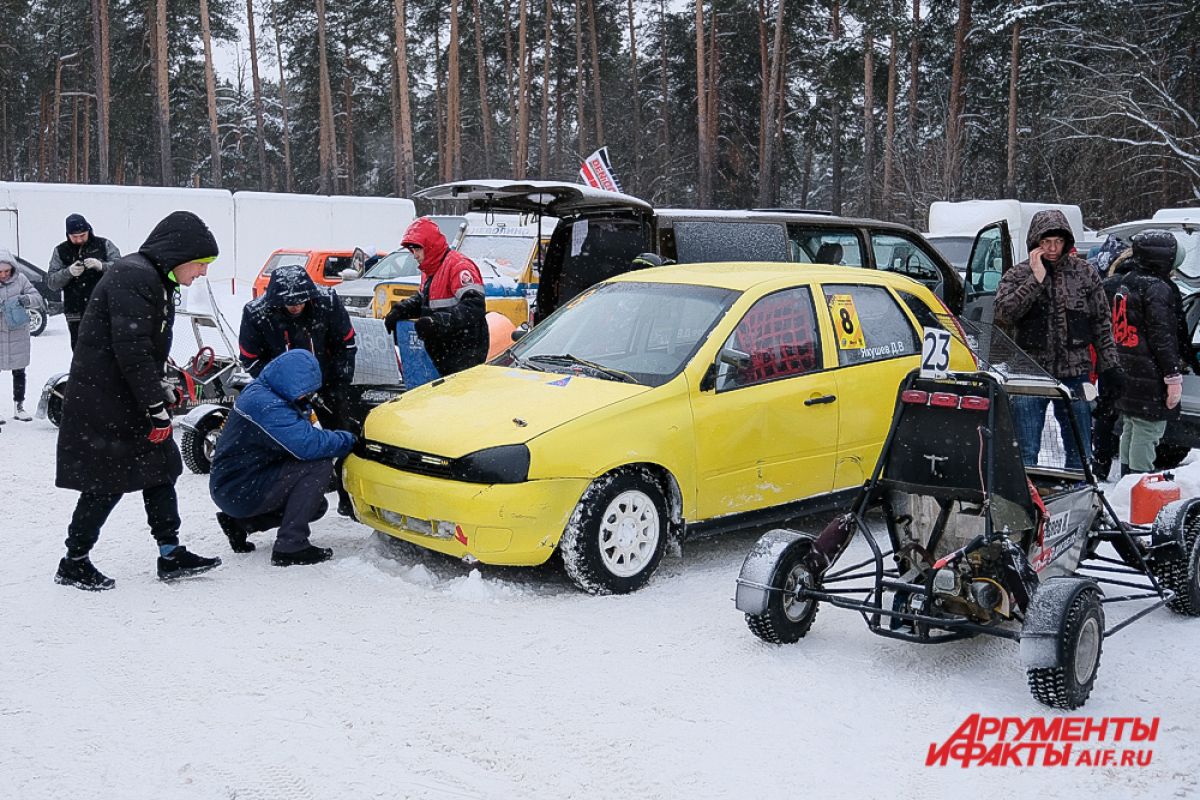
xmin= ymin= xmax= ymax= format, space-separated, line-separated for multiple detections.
xmin=804 ymin=394 xmax=837 ymax=406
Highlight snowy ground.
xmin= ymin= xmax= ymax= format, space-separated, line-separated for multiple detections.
xmin=3 ymin=309 xmax=1200 ymax=799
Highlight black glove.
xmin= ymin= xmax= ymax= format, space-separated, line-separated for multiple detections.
xmin=384 ymin=305 xmax=403 ymax=335
xmin=147 ymin=402 xmax=173 ymax=444
xmin=414 ymin=315 xmax=435 ymax=337
xmin=1100 ymin=367 xmax=1124 ymax=397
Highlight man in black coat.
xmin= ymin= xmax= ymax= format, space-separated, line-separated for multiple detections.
xmin=46 ymin=213 xmax=122 ymax=349
xmin=237 ymin=263 xmax=357 ymax=514
xmin=54 ymin=210 xmax=223 ymax=591
xmin=1107 ymin=230 xmax=1189 ymax=474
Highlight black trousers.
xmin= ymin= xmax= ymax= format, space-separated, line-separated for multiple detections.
xmin=67 ymin=319 xmax=81 ymax=350
xmin=64 ymin=483 xmax=181 ymax=559
xmin=314 ymin=392 xmax=352 ymax=509
xmin=235 ymin=459 xmax=332 ymax=553
xmin=7 ymin=368 xmax=25 ymax=402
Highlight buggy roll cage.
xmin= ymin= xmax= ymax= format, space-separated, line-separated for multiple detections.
xmin=740 ymin=320 xmax=1175 ymax=644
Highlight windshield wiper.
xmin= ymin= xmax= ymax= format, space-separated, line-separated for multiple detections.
xmin=526 ymin=354 xmax=638 ymax=383
xmin=509 ymin=353 xmax=546 ymax=372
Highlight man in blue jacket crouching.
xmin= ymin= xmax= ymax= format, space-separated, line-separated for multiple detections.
xmin=210 ymin=349 xmax=356 ymax=566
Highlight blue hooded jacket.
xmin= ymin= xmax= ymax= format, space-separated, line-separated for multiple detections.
xmin=210 ymin=349 xmax=355 ymax=518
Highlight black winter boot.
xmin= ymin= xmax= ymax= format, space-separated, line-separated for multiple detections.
xmin=216 ymin=512 xmax=256 ymax=553
xmin=55 ymin=557 xmax=116 ymax=591
xmin=272 ymin=545 xmax=333 ymax=567
xmin=157 ymin=547 xmax=222 ymax=581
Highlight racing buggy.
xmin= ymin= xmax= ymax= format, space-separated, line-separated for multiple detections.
xmin=37 ymin=281 xmax=253 ymax=472
xmin=735 ymin=322 xmax=1200 ymax=709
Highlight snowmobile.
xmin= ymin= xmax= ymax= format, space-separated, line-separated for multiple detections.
xmin=734 ymin=321 xmax=1200 ymax=709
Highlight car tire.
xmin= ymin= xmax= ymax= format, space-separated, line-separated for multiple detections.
xmin=1025 ymin=584 xmax=1104 ymax=710
xmin=560 ymin=470 xmax=668 ymax=595
xmin=1154 ymin=442 xmax=1190 ymax=471
xmin=181 ymin=411 xmax=226 ymax=475
xmin=1148 ymin=505 xmax=1200 ymax=616
xmin=27 ymin=307 xmax=47 ymax=337
xmin=745 ymin=543 xmax=820 ymax=644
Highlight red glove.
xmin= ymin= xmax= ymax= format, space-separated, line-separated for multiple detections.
xmin=147 ymin=403 xmax=173 ymax=444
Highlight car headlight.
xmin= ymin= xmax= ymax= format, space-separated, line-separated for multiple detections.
xmin=452 ymin=444 xmax=530 ymax=484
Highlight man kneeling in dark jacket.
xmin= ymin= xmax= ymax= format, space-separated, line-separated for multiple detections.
xmin=209 ymin=349 xmax=356 ymax=566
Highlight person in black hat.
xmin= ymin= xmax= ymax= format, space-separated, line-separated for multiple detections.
xmin=53 ymin=211 xmax=223 ymax=591
xmin=46 ymin=213 xmax=121 ymax=349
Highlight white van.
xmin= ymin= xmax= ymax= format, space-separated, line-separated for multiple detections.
xmin=928 ymin=200 xmax=1086 ymax=265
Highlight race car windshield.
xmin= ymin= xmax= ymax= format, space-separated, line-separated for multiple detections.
xmin=500 ymin=281 xmax=737 ymax=386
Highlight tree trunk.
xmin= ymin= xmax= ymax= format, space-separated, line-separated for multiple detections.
xmin=862 ymin=28 xmax=874 ymax=216
xmin=503 ymin=0 xmax=517 ymax=167
xmin=944 ymin=0 xmax=970 ymax=198
xmin=659 ymin=0 xmax=670 ymax=201
xmin=152 ymin=0 xmax=173 ymax=185
xmin=881 ymin=11 xmax=898 ymax=217
xmin=315 ymin=0 xmax=338 ymax=194
xmin=247 ymin=0 xmax=270 ymax=188
xmin=393 ymin=0 xmax=415 ymax=196
xmin=91 ymin=0 xmax=110 ymax=182
xmin=69 ymin=96 xmax=79 ymax=182
xmin=37 ymin=92 xmax=49 ymax=181
xmin=829 ymin=0 xmax=841 ymax=213
xmin=706 ymin=13 xmax=718 ymax=199
xmin=758 ymin=0 xmax=785 ymax=207
xmin=199 ymin=0 xmax=222 ymax=187
xmin=82 ymin=95 xmax=91 ymax=182
xmin=757 ymin=0 xmax=768 ymax=175
xmin=435 ymin=14 xmax=446 ymax=180
xmin=574 ymin=0 xmax=588 ymax=157
xmin=585 ymin=0 xmax=604 ymax=146
xmin=1005 ymin=18 xmax=1020 ymax=199
xmin=626 ymin=0 xmax=641 ymax=194
xmin=908 ymin=0 xmax=919 ymax=138
xmin=474 ymin=0 xmax=495 ymax=175
xmin=270 ymin=1 xmax=295 ymax=191
xmin=515 ymin=0 xmax=530 ymax=177
xmin=694 ymin=0 xmax=710 ymax=206
xmin=539 ymin=0 xmax=554 ymax=178
xmin=342 ymin=46 xmax=357 ymax=191
xmin=447 ymin=0 xmax=462 ymax=180
xmin=51 ymin=57 xmax=66 ymax=180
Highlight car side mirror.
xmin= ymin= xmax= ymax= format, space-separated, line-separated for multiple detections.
xmin=340 ymin=268 xmax=360 ymax=281
xmin=511 ymin=325 xmax=529 ymax=341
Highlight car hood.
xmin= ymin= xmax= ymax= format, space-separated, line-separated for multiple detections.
xmin=414 ymin=180 xmax=652 ymax=217
xmin=362 ymin=364 xmax=652 ymax=458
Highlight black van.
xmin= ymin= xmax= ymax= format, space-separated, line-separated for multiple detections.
xmin=415 ymin=180 xmax=989 ymax=322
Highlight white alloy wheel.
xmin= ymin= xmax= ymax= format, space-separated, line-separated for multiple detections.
xmin=597 ymin=489 xmax=662 ymax=578
xmin=1073 ymin=615 xmax=1101 ymax=685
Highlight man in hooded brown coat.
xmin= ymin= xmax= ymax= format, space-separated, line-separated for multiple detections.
xmin=994 ymin=209 xmax=1120 ymax=472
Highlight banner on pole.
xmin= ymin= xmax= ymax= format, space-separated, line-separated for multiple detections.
xmin=579 ymin=147 xmax=623 ymax=194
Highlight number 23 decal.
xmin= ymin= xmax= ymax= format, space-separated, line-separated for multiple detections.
xmin=921 ymin=327 xmax=952 ymax=376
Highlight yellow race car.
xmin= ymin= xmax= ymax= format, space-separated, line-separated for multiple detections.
xmin=344 ymin=262 xmax=974 ymax=593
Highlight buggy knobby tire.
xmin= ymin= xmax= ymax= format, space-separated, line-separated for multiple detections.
xmin=181 ymin=411 xmax=226 ymax=475
xmin=1154 ymin=442 xmax=1190 ymax=471
xmin=1149 ymin=506 xmax=1200 ymax=616
xmin=745 ymin=544 xmax=820 ymax=645
xmin=560 ymin=470 xmax=668 ymax=595
xmin=27 ymin=307 xmax=47 ymax=337
xmin=1026 ymin=586 xmax=1103 ymax=710
xmin=46 ymin=380 xmax=66 ymax=427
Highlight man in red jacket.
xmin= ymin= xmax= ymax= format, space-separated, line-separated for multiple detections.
xmin=384 ymin=217 xmax=489 ymax=375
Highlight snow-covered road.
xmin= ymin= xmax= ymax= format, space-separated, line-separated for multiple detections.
xmin=3 ymin=311 xmax=1198 ymax=799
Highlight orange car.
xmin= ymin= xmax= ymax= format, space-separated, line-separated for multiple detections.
xmin=251 ymin=249 xmax=378 ymax=299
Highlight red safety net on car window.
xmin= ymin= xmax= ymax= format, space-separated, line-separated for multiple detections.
xmin=735 ymin=291 xmax=818 ymax=384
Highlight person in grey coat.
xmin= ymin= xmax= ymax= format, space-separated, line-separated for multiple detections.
xmin=0 ymin=249 xmax=43 ymax=423
xmin=46 ymin=214 xmax=121 ymax=349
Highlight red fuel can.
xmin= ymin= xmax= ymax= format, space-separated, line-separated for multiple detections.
xmin=1130 ymin=473 xmax=1182 ymax=525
